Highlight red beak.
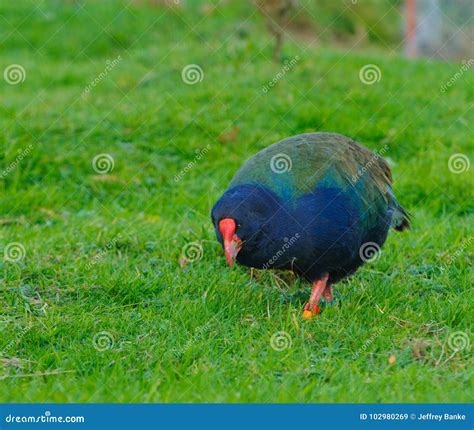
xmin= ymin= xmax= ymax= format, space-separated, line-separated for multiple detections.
xmin=218 ymin=218 xmax=242 ymax=267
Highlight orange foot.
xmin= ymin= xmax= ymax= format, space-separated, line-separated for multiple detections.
xmin=302 ymin=273 xmax=329 ymax=320
xmin=302 ymin=303 xmax=320 ymax=320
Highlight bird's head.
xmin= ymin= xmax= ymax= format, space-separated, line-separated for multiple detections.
xmin=211 ymin=184 xmax=280 ymax=267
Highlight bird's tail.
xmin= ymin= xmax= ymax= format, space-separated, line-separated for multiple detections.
xmin=391 ymin=204 xmax=411 ymax=232
xmin=387 ymin=187 xmax=411 ymax=232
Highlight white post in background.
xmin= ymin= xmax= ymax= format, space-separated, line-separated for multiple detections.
xmin=405 ymin=0 xmax=472 ymax=60
xmin=416 ymin=0 xmax=443 ymax=57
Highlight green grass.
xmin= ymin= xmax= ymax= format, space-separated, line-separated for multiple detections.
xmin=0 ymin=0 xmax=473 ymax=403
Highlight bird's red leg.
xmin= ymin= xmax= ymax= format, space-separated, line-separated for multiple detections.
xmin=323 ymin=284 xmax=333 ymax=302
xmin=303 ymin=273 xmax=329 ymax=320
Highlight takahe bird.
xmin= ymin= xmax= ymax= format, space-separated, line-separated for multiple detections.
xmin=211 ymin=133 xmax=410 ymax=319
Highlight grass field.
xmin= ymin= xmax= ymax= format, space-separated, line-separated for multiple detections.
xmin=0 ymin=1 xmax=472 ymax=403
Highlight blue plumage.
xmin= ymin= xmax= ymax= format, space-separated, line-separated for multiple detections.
xmin=211 ymin=133 xmax=410 ymax=317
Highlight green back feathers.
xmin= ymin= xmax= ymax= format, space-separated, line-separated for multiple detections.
xmin=230 ymin=132 xmax=397 ymax=227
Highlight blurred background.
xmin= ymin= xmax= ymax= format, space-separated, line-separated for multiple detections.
xmin=3 ymin=0 xmax=473 ymax=61
xmin=117 ymin=0 xmax=473 ymax=60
